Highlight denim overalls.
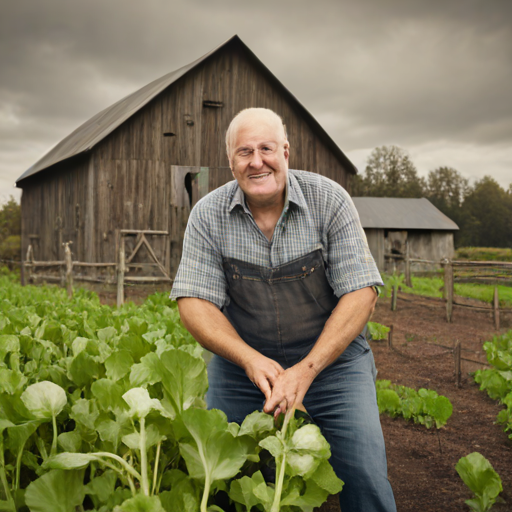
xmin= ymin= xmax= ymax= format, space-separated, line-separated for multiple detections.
xmin=206 ymin=249 xmax=397 ymax=512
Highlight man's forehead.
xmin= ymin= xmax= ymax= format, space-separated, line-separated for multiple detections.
xmin=233 ymin=116 xmax=285 ymax=143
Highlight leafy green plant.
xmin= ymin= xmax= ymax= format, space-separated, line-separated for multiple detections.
xmin=455 ymin=452 xmax=504 ymax=511
xmin=0 ymin=270 xmax=343 ymax=512
xmin=376 ymin=380 xmax=453 ymax=429
xmin=367 ymin=322 xmax=390 ymax=341
xmin=474 ymin=330 xmax=512 ymax=441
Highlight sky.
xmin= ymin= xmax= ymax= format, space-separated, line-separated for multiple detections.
xmin=1 ymin=0 xmax=511 ymax=204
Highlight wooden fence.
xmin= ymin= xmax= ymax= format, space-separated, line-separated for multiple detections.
xmin=22 ymin=229 xmax=172 ymax=307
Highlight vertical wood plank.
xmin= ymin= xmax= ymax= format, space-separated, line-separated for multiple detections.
xmin=494 ymin=287 xmax=500 ymax=331
xmin=117 ymin=235 xmax=125 ymax=308
xmin=391 ymin=284 xmax=398 ymax=311
xmin=445 ymin=261 xmax=453 ymax=323
xmin=405 ymin=240 xmax=412 ymax=287
xmin=454 ymin=340 xmax=461 ymax=388
xmin=64 ymin=242 xmax=73 ymax=299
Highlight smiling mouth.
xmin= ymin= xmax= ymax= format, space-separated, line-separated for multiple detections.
xmin=249 ymin=173 xmax=271 ymax=180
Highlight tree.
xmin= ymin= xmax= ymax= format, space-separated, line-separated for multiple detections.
xmin=458 ymin=176 xmax=512 ymax=248
xmin=353 ymin=146 xmax=425 ymax=198
xmin=0 ymin=196 xmax=21 ymax=262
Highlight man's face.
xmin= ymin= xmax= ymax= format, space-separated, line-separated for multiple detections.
xmin=229 ymin=117 xmax=289 ymax=208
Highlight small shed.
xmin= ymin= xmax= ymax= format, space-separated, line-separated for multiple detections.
xmin=352 ymin=197 xmax=459 ymax=273
xmin=16 ymin=35 xmax=357 ymax=290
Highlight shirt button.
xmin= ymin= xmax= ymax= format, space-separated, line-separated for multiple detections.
xmin=233 ymin=274 xmax=239 ymax=279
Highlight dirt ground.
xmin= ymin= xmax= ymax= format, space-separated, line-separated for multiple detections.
xmin=319 ymin=293 xmax=512 ymax=512
xmin=108 ymin=288 xmax=512 ymax=512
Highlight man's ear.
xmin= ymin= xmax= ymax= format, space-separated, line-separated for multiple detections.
xmin=284 ymin=141 xmax=290 ymax=161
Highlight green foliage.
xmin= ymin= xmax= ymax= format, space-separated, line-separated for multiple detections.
xmin=380 ymin=274 xmax=512 ymax=308
xmin=456 ymin=247 xmax=512 ymax=263
xmin=0 ymin=270 xmax=342 ymax=512
xmin=367 ymin=322 xmax=390 ymax=341
xmin=455 ymin=452 xmax=504 ymax=512
xmin=474 ymin=330 xmax=512 ymax=441
xmin=376 ymin=380 xmax=453 ymax=429
xmin=353 ymin=145 xmax=425 ymax=198
xmin=0 ymin=197 xmax=21 ymax=263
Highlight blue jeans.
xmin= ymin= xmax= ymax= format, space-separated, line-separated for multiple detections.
xmin=206 ymin=347 xmax=397 ymax=512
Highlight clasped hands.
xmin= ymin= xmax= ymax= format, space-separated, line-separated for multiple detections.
xmin=244 ymin=354 xmax=317 ymax=418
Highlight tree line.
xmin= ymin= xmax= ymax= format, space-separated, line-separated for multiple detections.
xmin=0 ymin=196 xmax=21 ymax=263
xmin=351 ymin=145 xmax=512 ymax=248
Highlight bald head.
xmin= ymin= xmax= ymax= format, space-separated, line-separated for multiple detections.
xmin=225 ymin=108 xmax=288 ymax=163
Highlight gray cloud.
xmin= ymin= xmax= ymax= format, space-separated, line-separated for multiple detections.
xmin=0 ymin=0 xmax=511 ymax=202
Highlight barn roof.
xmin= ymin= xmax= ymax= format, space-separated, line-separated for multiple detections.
xmin=352 ymin=197 xmax=459 ymax=231
xmin=16 ymin=35 xmax=357 ymax=185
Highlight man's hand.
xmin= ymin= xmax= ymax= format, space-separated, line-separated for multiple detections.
xmin=243 ymin=355 xmax=285 ymax=404
xmin=262 ymin=362 xmax=316 ymax=418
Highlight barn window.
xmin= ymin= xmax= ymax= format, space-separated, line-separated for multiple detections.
xmin=203 ymin=100 xmax=223 ymax=108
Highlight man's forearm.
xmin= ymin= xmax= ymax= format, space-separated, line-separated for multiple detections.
xmin=177 ymin=297 xmax=255 ymax=368
xmin=298 ymin=286 xmax=377 ymax=378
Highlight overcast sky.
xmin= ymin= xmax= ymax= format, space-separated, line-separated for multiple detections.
xmin=1 ymin=0 xmax=511 ymax=204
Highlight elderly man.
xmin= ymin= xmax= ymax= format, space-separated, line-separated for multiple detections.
xmin=171 ymin=108 xmax=396 ymax=511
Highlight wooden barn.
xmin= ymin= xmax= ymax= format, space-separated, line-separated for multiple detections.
xmin=352 ymin=197 xmax=459 ymax=274
xmin=16 ymin=35 xmax=357 ymax=293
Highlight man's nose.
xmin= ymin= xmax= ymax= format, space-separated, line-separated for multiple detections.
xmin=249 ymin=150 xmax=263 ymax=168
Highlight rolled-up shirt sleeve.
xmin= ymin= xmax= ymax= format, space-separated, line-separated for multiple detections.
xmin=325 ymin=187 xmax=383 ymax=297
xmin=170 ymin=204 xmax=227 ymax=309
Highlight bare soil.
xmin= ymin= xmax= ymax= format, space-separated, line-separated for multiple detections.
xmin=320 ymin=292 xmax=512 ymax=512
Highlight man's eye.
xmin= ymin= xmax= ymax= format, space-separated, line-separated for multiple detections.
xmin=239 ymin=150 xmax=252 ymax=157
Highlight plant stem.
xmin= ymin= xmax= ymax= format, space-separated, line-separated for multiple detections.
xmin=139 ymin=417 xmax=149 ymax=496
xmin=0 ymin=436 xmax=15 ymax=511
xmin=270 ymin=408 xmax=294 ymax=512
xmin=51 ymin=414 xmax=58 ymax=457
xmin=14 ymin=447 xmax=23 ymax=491
xmin=200 ymin=473 xmax=211 ymax=512
xmin=94 ymin=452 xmax=142 ymax=481
xmin=151 ymin=441 xmax=162 ymax=496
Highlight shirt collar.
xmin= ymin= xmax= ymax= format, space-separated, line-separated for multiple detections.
xmin=228 ymin=170 xmax=307 ymax=214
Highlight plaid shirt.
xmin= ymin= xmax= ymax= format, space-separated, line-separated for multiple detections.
xmin=170 ymin=169 xmax=382 ymax=308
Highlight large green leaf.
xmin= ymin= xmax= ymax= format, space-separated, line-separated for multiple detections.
xmin=0 ymin=369 xmax=27 ymax=395
xmin=91 ymin=379 xmax=126 ymax=412
xmin=20 ymin=381 xmax=67 ymax=420
xmin=456 ymin=452 xmax=503 ymax=511
xmin=69 ymin=351 xmax=101 ymax=388
xmin=24 ymin=469 xmax=85 ymax=512
xmin=113 ymin=494 xmax=166 ymax=512
xmin=229 ymin=471 xmax=268 ymax=511
xmin=178 ymin=408 xmax=249 ymax=483
xmin=159 ymin=349 xmax=208 ymax=415
xmin=105 ymin=350 xmax=134 ymax=381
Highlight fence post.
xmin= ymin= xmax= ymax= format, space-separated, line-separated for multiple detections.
xmin=388 ymin=324 xmax=394 ymax=350
xmin=405 ymin=240 xmax=412 ymax=287
xmin=493 ymin=287 xmax=500 ymax=331
xmin=64 ymin=242 xmax=73 ymax=299
xmin=444 ymin=261 xmax=453 ymax=323
xmin=117 ymin=235 xmax=125 ymax=308
xmin=454 ymin=340 xmax=461 ymax=388
xmin=391 ymin=284 xmax=398 ymax=311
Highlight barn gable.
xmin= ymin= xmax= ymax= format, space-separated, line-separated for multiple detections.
xmin=17 ymin=35 xmax=358 ymax=292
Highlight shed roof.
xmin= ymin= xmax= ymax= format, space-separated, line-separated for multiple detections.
xmin=352 ymin=197 xmax=459 ymax=231
xmin=17 ymin=35 xmax=356 ymax=185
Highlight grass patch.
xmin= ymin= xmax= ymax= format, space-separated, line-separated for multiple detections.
xmin=381 ymin=273 xmax=512 ymax=308
xmin=456 ymin=247 xmax=512 ymax=262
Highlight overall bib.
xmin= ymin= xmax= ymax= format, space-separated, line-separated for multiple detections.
xmin=206 ymin=249 xmax=397 ymax=512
